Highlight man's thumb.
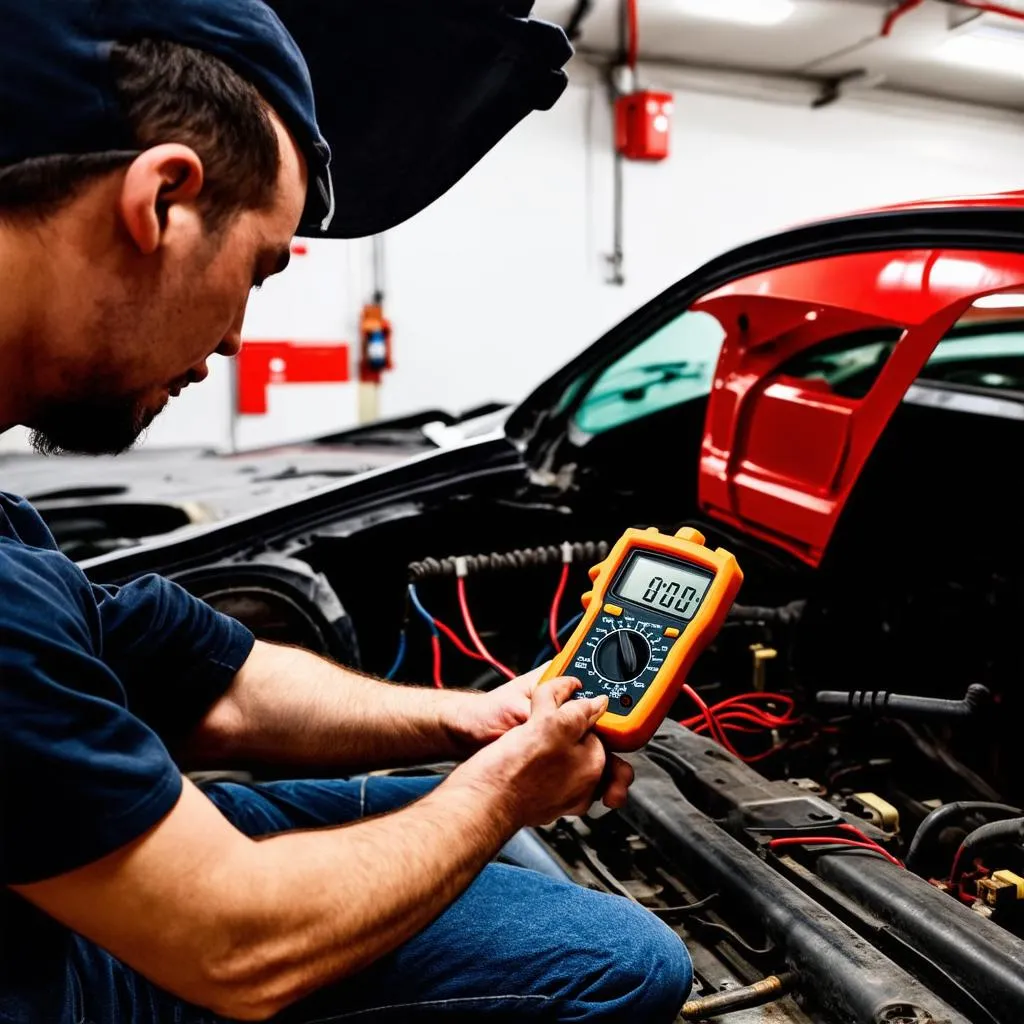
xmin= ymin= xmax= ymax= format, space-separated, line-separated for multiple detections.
xmin=588 ymin=695 xmax=610 ymax=724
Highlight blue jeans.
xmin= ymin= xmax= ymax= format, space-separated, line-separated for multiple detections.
xmin=69 ymin=775 xmax=692 ymax=1022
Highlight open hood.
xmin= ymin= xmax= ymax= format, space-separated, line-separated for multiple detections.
xmin=270 ymin=0 xmax=572 ymax=239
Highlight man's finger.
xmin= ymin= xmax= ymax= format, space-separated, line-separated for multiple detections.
xmin=601 ymin=755 xmax=635 ymax=809
xmin=557 ymin=694 xmax=609 ymax=740
xmin=531 ymin=675 xmax=581 ymax=713
xmin=511 ymin=665 xmax=548 ymax=699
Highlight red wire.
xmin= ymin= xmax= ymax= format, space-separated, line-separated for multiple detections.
xmin=715 ymin=692 xmax=795 ymax=713
xmin=549 ymin=563 xmax=571 ymax=653
xmin=456 ymin=577 xmax=516 ymax=680
xmin=433 ymin=618 xmax=487 ymax=662
xmin=681 ymin=684 xmax=724 ymax=745
xmin=680 ymin=690 xmax=797 ymax=763
xmin=837 ymin=824 xmax=905 ymax=868
xmin=430 ymin=635 xmax=444 ymax=689
xmin=626 ymin=0 xmax=639 ymax=70
xmin=768 ymin=836 xmax=904 ymax=867
xmin=950 ymin=846 xmax=968 ymax=884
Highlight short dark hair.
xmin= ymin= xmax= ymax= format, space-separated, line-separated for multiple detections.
xmin=0 ymin=38 xmax=280 ymax=227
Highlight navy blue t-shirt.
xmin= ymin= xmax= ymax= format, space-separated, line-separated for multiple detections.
xmin=0 ymin=492 xmax=255 ymax=1019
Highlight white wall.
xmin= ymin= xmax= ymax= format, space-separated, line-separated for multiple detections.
xmin=378 ymin=63 xmax=1024 ymax=420
xmin=5 ymin=62 xmax=1024 ymax=454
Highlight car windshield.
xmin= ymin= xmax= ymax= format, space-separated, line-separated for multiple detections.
xmin=573 ymin=311 xmax=726 ymax=435
xmin=571 ymin=303 xmax=1024 ymax=440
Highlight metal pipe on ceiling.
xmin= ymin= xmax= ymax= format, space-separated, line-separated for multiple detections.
xmin=882 ymin=0 xmax=927 ymax=36
xmin=953 ymin=0 xmax=1024 ymax=22
xmin=886 ymin=0 xmax=1024 ymax=35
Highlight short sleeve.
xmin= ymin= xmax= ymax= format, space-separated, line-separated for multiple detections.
xmin=94 ymin=575 xmax=256 ymax=745
xmin=0 ymin=548 xmax=182 ymax=885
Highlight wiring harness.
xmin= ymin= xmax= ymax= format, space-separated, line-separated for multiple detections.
xmin=389 ymin=540 xmax=807 ymax=770
xmin=679 ymin=689 xmax=801 ymax=765
xmin=387 ymin=541 xmax=610 ymax=687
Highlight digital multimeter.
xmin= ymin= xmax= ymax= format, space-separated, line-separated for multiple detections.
xmin=542 ymin=527 xmax=743 ymax=751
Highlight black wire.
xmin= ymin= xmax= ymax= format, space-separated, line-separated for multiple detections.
xmin=906 ymin=801 xmax=1022 ymax=873
xmin=689 ymin=917 xmax=776 ymax=959
xmin=648 ymin=893 xmax=720 ymax=917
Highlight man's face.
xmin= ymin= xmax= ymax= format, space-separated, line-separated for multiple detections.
xmin=28 ymin=113 xmax=308 ymax=456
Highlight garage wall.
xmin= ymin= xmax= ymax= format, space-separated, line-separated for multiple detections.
xmin=4 ymin=60 xmax=1024 ymax=455
xmin=378 ymin=62 xmax=1024 ymax=419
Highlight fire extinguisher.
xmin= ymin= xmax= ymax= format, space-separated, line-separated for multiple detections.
xmin=359 ymin=302 xmax=392 ymax=384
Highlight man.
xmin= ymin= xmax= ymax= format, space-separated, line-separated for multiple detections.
xmin=0 ymin=2 xmax=692 ymax=1022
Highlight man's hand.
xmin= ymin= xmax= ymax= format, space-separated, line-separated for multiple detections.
xmin=447 ymin=666 xmax=544 ymax=752
xmin=448 ymin=669 xmax=634 ymax=812
xmin=453 ymin=677 xmax=635 ymax=827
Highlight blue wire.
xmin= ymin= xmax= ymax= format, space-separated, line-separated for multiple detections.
xmin=408 ymin=583 xmax=439 ymax=637
xmin=531 ymin=612 xmax=585 ymax=670
xmin=385 ymin=629 xmax=407 ymax=681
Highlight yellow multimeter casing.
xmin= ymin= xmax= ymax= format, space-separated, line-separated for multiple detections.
xmin=542 ymin=527 xmax=743 ymax=752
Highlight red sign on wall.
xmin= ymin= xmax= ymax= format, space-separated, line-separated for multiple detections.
xmin=238 ymin=341 xmax=351 ymax=415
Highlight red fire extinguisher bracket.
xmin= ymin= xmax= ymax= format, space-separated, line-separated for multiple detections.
xmin=615 ymin=90 xmax=673 ymax=162
xmin=238 ymin=341 xmax=351 ymax=415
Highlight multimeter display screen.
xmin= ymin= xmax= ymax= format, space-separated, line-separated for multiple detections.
xmin=615 ymin=555 xmax=712 ymax=620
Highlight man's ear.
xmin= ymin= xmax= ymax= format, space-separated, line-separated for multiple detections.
xmin=118 ymin=145 xmax=205 ymax=256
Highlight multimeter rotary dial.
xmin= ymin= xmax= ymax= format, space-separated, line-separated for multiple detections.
xmin=593 ymin=628 xmax=652 ymax=682
xmin=568 ymin=613 xmax=673 ymax=710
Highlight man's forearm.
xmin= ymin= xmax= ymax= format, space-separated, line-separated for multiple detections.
xmin=188 ymin=640 xmax=477 ymax=769
xmin=204 ymin=767 xmax=517 ymax=1018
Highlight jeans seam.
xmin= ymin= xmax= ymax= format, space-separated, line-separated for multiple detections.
xmin=304 ymin=994 xmax=552 ymax=1022
xmin=359 ymin=776 xmax=369 ymax=817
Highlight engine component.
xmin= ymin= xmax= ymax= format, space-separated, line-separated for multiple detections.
xmin=905 ymin=802 xmax=1022 ymax=874
xmin=542 ymin=526 xmax=743 ymax=751
xmin=647 ymin=723 xmax=1024 ymax=1024
xmin=407 ymin=540 xmax=610 ymax=580
xmin=814 ymin=850 xmax=1024 ymax=1024
xmin=624 ymin=753 xmax=971 ymax=1023
xmin=952 ymin=816 xmax=1024 ymax=883
xmin=846 ymin=792 xmax=900 ymax=833
xmin=977 ymin=869 xmax=1024 ymax=910
xmin=681 ymin=971 xmax=796 ymax=1020
xmin=815 ymin=684 xmax=990 ymax=720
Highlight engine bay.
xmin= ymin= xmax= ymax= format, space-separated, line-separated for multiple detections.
xmin=174 ymin=464 xmax=1024 ymax=1024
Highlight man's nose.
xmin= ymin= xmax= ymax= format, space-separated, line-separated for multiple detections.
xmin=217 ymin=331 xmax=243 ymax=358
xmin=218 ymin=300 xmax=248 ymax=357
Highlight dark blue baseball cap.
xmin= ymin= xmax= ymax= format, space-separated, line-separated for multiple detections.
xmin=1 ymin=0 xmax=334 ymax=233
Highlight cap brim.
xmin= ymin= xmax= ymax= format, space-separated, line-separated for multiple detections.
xmin=270 ymin=0 xmax=570 ymax=239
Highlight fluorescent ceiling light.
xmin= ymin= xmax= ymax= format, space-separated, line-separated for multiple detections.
xmin=676 ymin=0 xmax=796 ymax=28
xmin=936 ymin=26 xmax=1024 ymax=77
xmin=974 ymin=293 xmax=1024 ymax=308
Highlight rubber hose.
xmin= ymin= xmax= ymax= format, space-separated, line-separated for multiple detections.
xmin=953 ymin=817 xmax=1024 ymax=881
xmin=906 ymin=802 xmax=1022 ymax=874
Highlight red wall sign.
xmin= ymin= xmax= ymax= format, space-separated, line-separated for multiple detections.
xmin=238 ymin=341 xmax=351 ymax=415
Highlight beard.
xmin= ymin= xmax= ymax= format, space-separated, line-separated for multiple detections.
xmin=29 ymin=391 xmax=164 ymax=456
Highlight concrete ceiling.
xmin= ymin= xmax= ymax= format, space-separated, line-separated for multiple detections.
xmin=534 ymin=0 xmax=1024 ymax=112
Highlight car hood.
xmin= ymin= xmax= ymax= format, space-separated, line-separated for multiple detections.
xmin=271 ymin=0 xmax=572 ymax=239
